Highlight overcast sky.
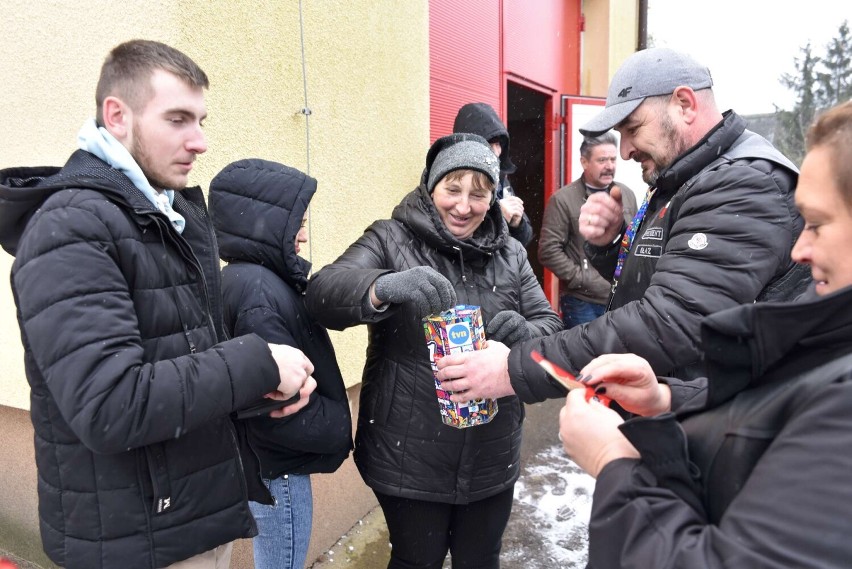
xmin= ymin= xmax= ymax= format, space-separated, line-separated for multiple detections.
xmin=647 ymin=1 xmax=852 ymax=115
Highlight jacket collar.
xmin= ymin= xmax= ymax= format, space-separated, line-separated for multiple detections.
xmin=391 ymin=184 xmax=508 ymax=260
xmin=0 ymin=150 xmax=166 ymax=255
xmin=655 ymin=111 xmax=746 ymax=196
xmin=701 ymin=284 xmax=852 ymax=407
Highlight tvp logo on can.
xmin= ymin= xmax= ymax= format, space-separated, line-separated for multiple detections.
xmin=448 ymin=323 xmax=471 ymax=347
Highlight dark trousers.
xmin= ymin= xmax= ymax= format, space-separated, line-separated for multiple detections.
xmin=559 ymin=294 xmax=606 ymax=329
xmin=375 ymin=485 xmax=515 ymax=569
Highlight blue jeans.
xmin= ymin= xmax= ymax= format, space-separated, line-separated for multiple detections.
xmin=559 ymin=294 xmax=606 ymax=329
xmin=250 ymin=474 xmax=313 ymax=569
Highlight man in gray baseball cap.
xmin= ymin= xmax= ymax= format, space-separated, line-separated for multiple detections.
xmin=579 ymin=48 xmax=713 ymax=137
xmin=435 ymin=46 xmax=810 ymax=414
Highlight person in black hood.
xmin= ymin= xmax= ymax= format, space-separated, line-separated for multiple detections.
xmin=209 ymin=159 xmax=353 ymax=569
xmin=306 ymin=133 xmax=561 ymax=569
xmin=453 ymin=102 xmax=534 ymax=246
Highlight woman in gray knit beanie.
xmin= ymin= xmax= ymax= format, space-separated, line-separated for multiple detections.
xmin=306 ymin=133 xmax=560 ymax=569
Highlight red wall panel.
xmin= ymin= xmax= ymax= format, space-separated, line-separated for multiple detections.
xmin=503 ymin=0 xmax=581 ymax=95
xmin=429 ymin=0 xmax=502 ymax=141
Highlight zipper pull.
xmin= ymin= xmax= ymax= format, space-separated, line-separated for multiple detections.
xmin=183 ymin=324 xmax=197 ymax=354
xmin=583 ymin=259 xmax=588 ymax=270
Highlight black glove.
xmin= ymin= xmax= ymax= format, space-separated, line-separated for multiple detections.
xmin=486 ymin=310 xmax=532 ymax=347
xmin=374 ymin=266 xmax=457 ymax=318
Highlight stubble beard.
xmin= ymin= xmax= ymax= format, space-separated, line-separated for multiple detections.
xmin=130 ymin=124 xmax=184 ymax=191
xmin=643 ymin=114 xmax=690 ymax=187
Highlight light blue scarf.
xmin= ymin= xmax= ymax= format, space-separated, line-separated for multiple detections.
xmin=77 ymin=118 xmax=185 ymax=233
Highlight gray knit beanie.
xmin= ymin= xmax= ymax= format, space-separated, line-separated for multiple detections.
xmin=426 ymin=138 xmax=500 ymax=195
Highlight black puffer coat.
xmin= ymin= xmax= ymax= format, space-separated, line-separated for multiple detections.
xmin=306 ymin=183 xmax=561 ymax=504
xmin=209 ymin=159 xmax=352 ymax=485
xmin=0 ymin=151 xmax=281 ymax=569
xmin=588 ymin=285 xmax=852 ymax=568
xmin=511 ymin=112 xmax=811 ymax=400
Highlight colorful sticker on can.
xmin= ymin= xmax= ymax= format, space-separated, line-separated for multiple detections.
xmin=423 ymin=305 xmax=498 ymax=428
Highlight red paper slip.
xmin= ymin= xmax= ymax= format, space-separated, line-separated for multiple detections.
xmin=529 ymin=350 xmax=612 ymax=407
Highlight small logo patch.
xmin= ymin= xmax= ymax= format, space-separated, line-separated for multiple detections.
xmin=617 ymin=86 xmax=633 ymax=98
xmin=157 ymin=497 xmax=172 ymax=513
xmin=688 ymin=233 xmax=709 ymax=250
xmin=641 ymin=227 xmax=663 ymax=241
xmin=634 ymin=244 xmax=662 ymax=258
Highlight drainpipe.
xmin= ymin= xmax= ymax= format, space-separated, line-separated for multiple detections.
xmin=637 ymin=0 xmax=648 ymax=50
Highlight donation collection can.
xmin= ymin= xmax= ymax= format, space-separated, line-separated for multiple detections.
xmin=423 ymin=305 xmax=498 ymax=428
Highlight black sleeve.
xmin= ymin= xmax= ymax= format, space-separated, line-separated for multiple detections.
xmin=587 ymin=380 xmax=852 ymax=569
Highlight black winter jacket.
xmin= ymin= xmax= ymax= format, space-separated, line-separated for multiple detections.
xmin=306 ymin=184 xmax=561 ymax=504
xmin=511 ymin=112 xmax=812 ymax=400
xmin=453 ymin=102 xmax=534 ymax=246
xmin=0 ymin=151 xmax=282 ymax=569
xmin=209 ymin=159 xmax=352 ymax=486
xmin=588 ymin=285 xmax=852 ymax=568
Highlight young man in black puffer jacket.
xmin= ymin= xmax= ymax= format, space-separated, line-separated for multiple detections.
xmin=0 ymin=40 xmax=314 ymax=569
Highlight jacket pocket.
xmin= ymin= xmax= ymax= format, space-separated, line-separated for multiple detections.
xmin=361 ymin=358 xmax=395 ymax=427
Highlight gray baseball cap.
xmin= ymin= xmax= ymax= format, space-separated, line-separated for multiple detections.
xmin=579 ymin=48 xmax=713 ymax=136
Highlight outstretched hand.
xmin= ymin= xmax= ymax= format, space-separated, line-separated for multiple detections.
xmin=486 ymin=310 xmax=532 ymax=347
xmin=578 ymin=353 xmax=671 ymax=417
xmin=436 ymin=340 xmax=515 ymax=402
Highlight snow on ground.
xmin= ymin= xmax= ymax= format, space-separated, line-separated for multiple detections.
xmin=501 ymin=444 xmax=595 ymax=568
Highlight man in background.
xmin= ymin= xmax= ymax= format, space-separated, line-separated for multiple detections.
xmin=539 ymin=132 xmax=637 ymax=329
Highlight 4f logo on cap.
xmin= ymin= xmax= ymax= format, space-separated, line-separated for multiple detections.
xmin=617 ymin=86 xmax=632 ymax=98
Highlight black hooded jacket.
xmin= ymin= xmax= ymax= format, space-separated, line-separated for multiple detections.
xmin=510 ymin=112 xmax=812 ymax=400
xmin=305 ymin=166 xmax=561 ymax=504
xmin=0 ymin=151 xmax=281 ymax=569
xmin=209 ymin=159 xmax=352 ymax=484
xmin=587 ymin=285 xmax=852 ymax=568
xmin=453 ymin=102 xmax=534 ymax=246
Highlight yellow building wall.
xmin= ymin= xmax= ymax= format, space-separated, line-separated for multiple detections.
xmin=581 ymin=0 xmax=639 ymax=97
xmin=0 ymin=0 xmax=429 ymax=410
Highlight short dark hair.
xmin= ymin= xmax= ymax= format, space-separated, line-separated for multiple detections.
xmin=580 ymin=132 xmax=618 ymax=159
xmin=807 ymin=100 xmax=852 ymax=210
xmin=95 ymin=39 xmax=209 ymax=124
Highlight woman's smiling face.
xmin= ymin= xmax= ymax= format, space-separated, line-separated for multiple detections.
xmin=431 ymin=170 xmax=493 ymax=240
